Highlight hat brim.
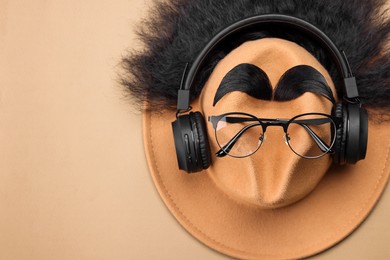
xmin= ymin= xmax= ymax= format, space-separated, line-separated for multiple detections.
xmin=143 ymin=105 xmax=390 ymax=259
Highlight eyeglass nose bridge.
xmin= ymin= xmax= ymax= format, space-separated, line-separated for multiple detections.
xmin=260 ymin=119 xmax=289 ymax=133
xmin=259 ymin=120 xmax=290 ymax=148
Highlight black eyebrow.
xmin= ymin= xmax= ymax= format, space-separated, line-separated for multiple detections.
xmin=213 ymin=64 xmax=335 ymax=106
xmin=213 ymin=63 xmax=272 ymax=106
xmin=274 ymin=65 xmax=336 ymax=103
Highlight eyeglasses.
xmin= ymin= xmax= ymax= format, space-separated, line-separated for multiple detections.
xmin=208 ymin=112 xmax=342 ymax=159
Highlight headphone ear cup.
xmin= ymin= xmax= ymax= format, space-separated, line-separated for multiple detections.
xmin=171 ymin=112 xmax=211 ymax=173
xmin=332 ymin=103 xmax=369 ymax=165
xmin=332 ymin=103 xmax=347 ymax=164
xmin=344 ymin=103 xmax=368 ymax=164
xmin=172 ymin=114 xmax=195 ymax=173
xmin=190 ymin=112 xmax=212 ymax=170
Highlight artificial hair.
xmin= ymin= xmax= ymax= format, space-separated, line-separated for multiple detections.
xmin=274 ymin=65 xmax=336 ymax=104
xmin=213 ymin=63 xmax=272 ymax=106
xmin=120 ymin=0 xmax=390 ymax=119
xmin=213 ymin=64 xmax=335 ymax=106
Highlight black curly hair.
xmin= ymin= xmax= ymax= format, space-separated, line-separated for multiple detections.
xmin=120 ymin=0 xmax=390 ymax=119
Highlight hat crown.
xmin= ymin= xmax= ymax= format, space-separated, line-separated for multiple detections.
xmin=200 ymin=38 xmax=335 ymax=208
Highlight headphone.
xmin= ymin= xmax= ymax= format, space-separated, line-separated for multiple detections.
xmin=171 ymin=14 xmax=368 ymax=173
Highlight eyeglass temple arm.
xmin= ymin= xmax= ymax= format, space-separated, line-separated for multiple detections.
xmin=299 ymin=124 xmax=333 ymax=153
xmin=288 ymin=118 xmax=335 ymax=153
xmin=215 ymin=123 xmax=261 ymax=157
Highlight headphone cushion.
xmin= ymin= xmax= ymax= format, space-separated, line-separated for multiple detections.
xmin=333 ymin=103 xmax=347 ymax=164
xmin=191 ymin=112 xmax=211 ymax=169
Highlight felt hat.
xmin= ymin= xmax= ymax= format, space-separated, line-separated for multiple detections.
xmin=120 ymin=1 xmax=390 ymax=259
xmin=142 ymin=38 xmax=390 ymax=259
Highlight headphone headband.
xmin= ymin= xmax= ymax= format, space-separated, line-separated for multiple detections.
xmin=177 ymin=14 xmax=360 ymax=110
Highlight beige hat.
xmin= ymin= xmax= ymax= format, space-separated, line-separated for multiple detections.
xmin=142 ymin=38 xmax=390 ymax=259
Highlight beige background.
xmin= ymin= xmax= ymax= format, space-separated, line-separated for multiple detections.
xmin=1 ymin=0 xmax=389 ymax=259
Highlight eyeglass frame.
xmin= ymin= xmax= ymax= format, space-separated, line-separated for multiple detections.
xmin=208 ymin=112 xmax=343 ymax=159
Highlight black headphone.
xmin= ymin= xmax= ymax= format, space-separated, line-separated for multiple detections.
xmin=172 ymin=14 xmax=368 ymax=173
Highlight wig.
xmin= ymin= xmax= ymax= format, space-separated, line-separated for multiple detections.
xmin=120 ymin=0 xmax=390 ymax=119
